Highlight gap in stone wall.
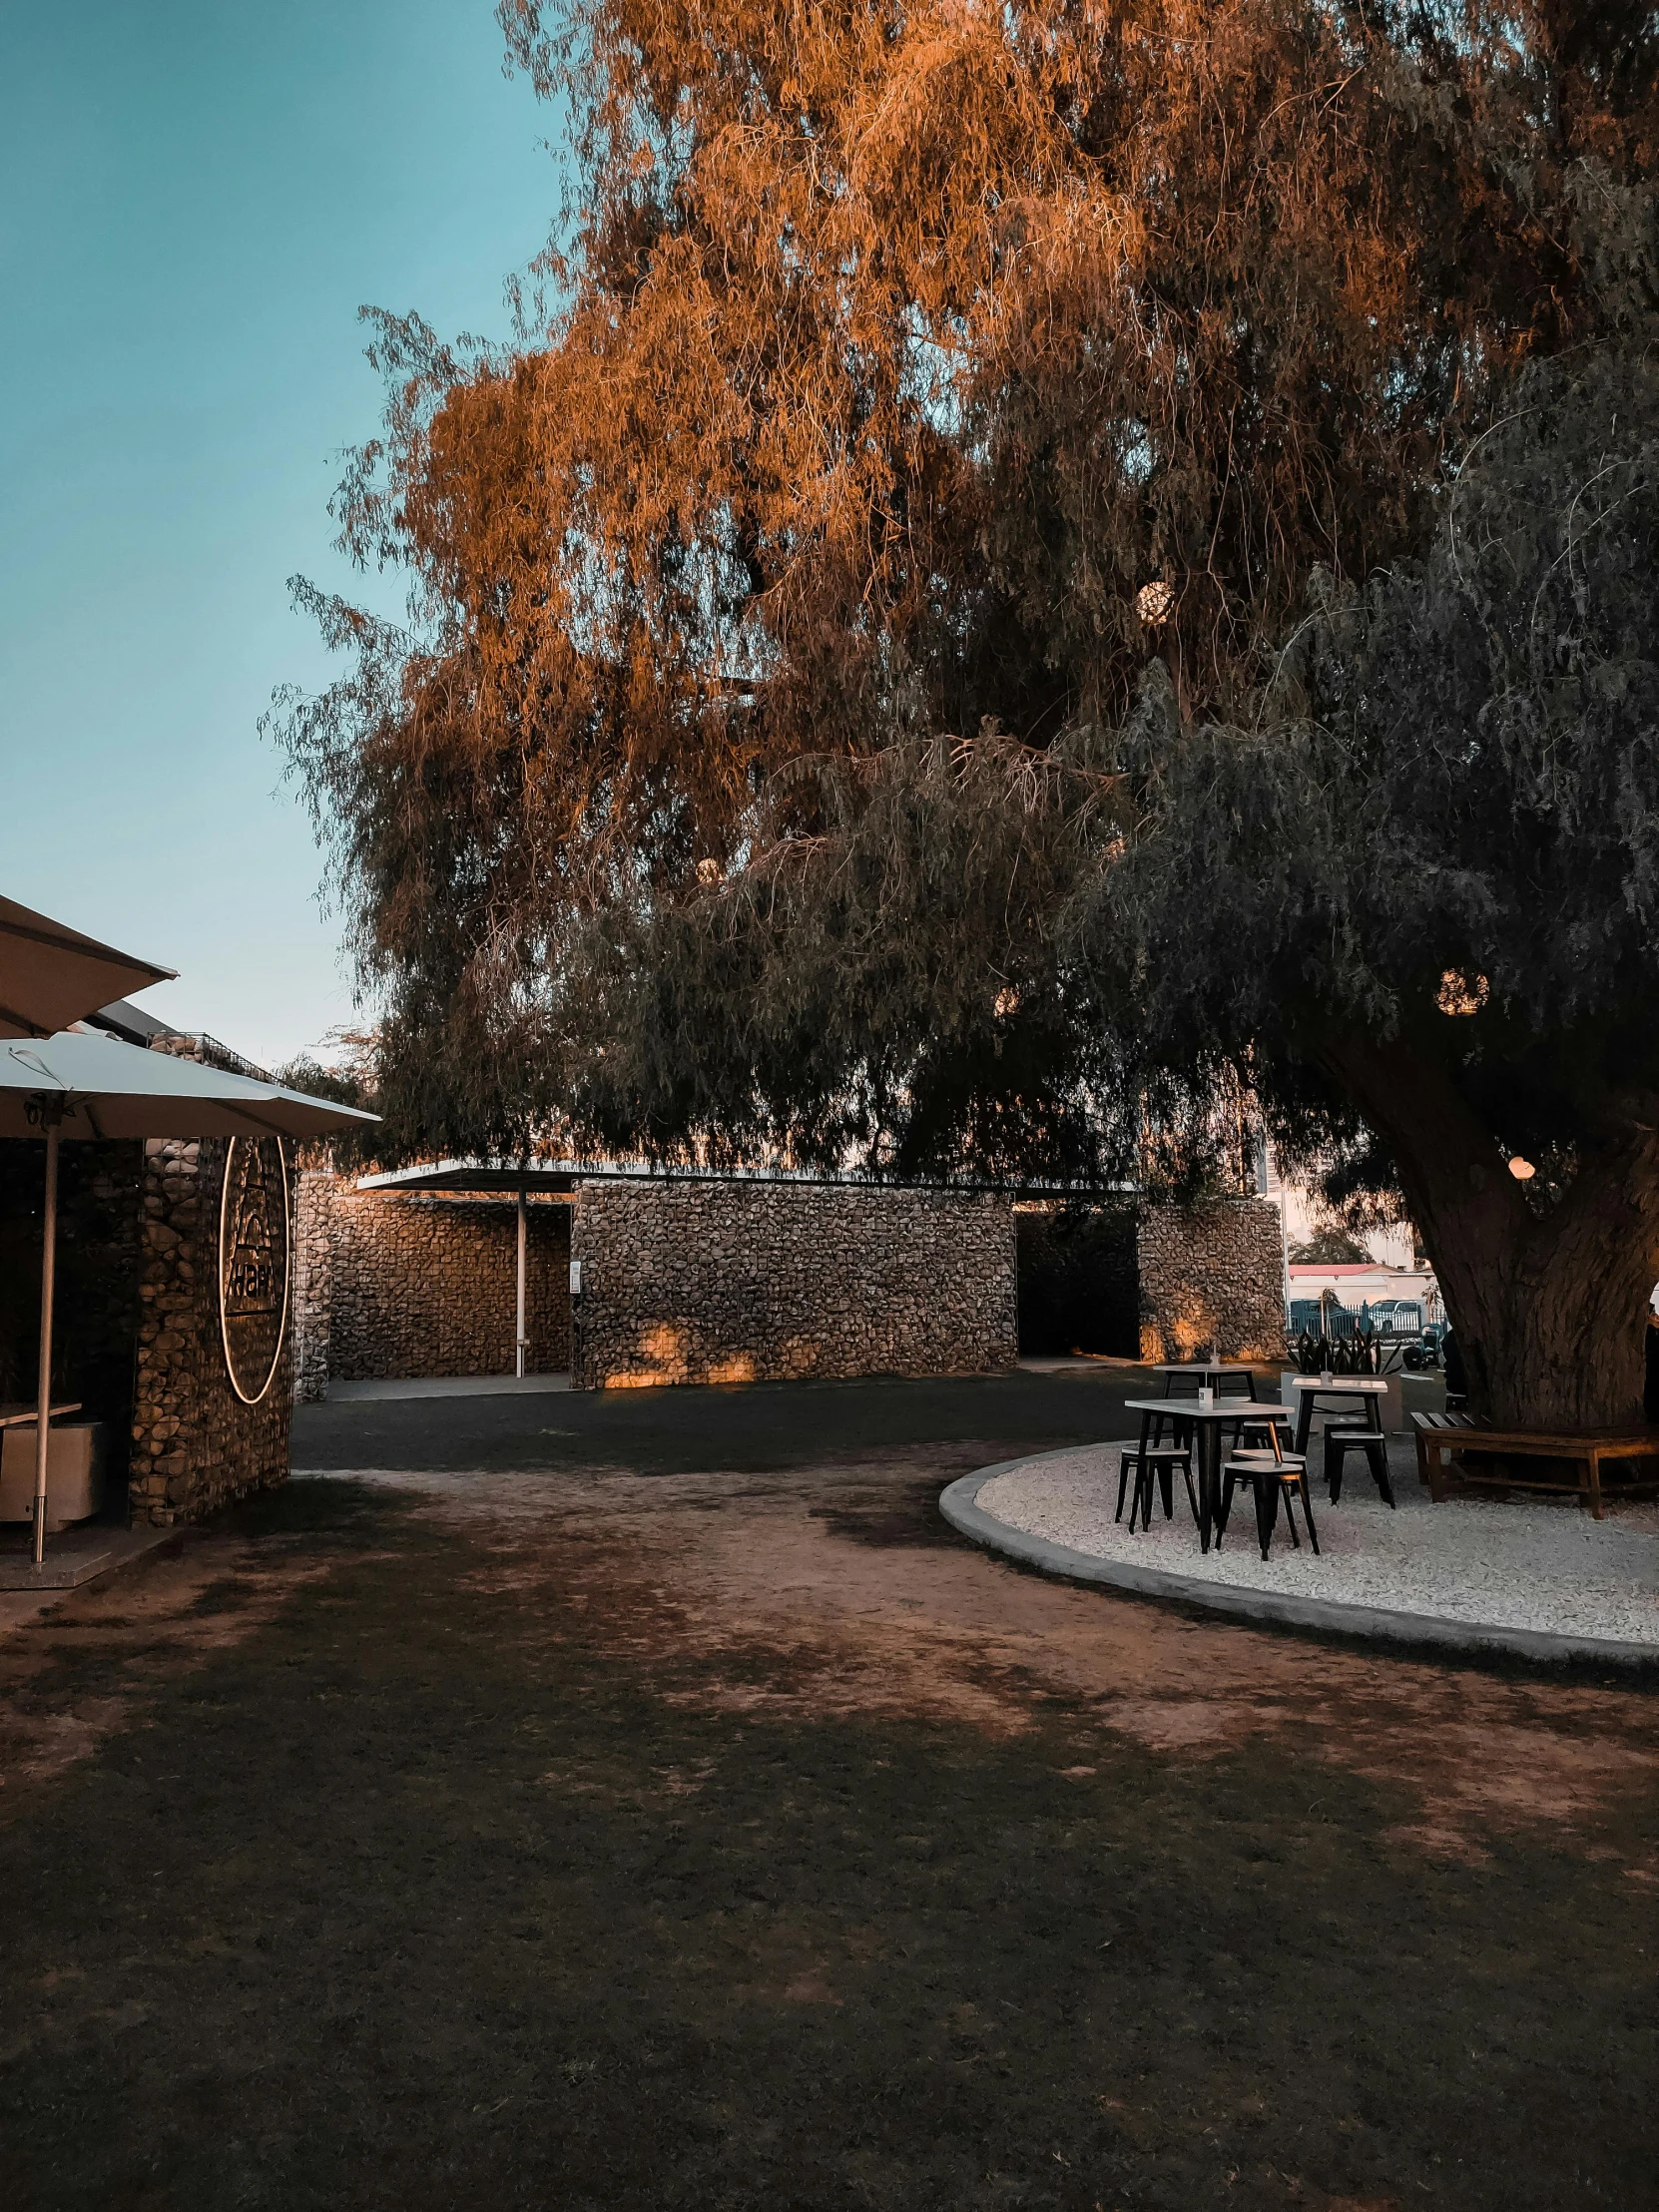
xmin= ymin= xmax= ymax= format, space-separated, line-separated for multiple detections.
xmin=1014 ymin=1202 xmax=1140 ymax=1357
xmin=299 ymin=1183 xmax=573 ymax=1384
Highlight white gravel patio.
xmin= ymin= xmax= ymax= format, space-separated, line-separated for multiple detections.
xmin=967 ymin=1440 xmax=1659 ymax=1652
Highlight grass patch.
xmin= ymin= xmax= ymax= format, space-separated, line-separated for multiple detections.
xmin=0 ymin=1474 xmax=1651 ymax=2210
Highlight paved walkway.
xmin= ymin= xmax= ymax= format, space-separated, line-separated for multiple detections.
xmin=0 ymin=1374 xmax=1652 ymax=2209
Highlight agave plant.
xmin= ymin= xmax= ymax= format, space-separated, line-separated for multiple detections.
xmin=1294 ymin=1329 xmax=1382 ymax=1377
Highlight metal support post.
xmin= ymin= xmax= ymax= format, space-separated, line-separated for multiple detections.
xmin=32 ymin=1116 xmax=60 ymax=1567
xmin=515 ymin=1180 xmax=528 ymax=1380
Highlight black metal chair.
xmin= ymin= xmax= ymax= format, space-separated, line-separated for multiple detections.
xmin=1228 ymin=1406 xmax=1289 ymax=1456
xmin=1116 ymin=1437 xmax=1199 ymax=1531
xmin=1325 ymin=1424 xmax=1395 ymax=1506
xmin=1215 ymin=1371 xmax=1268 ymax=1454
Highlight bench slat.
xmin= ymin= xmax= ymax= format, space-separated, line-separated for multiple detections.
xmin=1410 ymin=1413 xmax=1659 ymax=1518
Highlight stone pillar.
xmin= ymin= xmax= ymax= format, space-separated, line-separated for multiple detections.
xmin=290 ymin=1169 xmax=336 ymax=1403
xmin=1136 ymin=1198 xmax=1287 ymax=1363
xmin=128 ymin=1135 xmax=293 ymax=1524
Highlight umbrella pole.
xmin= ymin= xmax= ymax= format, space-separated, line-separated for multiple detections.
xmin=32 ymin=1118 xmax=60 ymax=1568
xmin=515 ymin=1182 xmax=527 ymax=1381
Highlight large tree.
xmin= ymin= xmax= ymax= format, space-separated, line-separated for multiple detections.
xmin=278 ymin=1 xmax=1659 ymax=1425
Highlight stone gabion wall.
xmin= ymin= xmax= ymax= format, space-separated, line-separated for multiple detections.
xmin=291 ymin=1169 xmax=334 ymax=1405
xmin=129 ymin=1135 xmax=293 ymax=1525
xmin=571 ymin=1180 xmax=1017 ymax=1389
xmin=310 ymin=1186 xmax=572 ymax=1382
xmin=1136 ymin=1198 xmax=1287 ymax=1363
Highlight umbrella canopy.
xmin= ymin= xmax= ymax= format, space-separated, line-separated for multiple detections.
xmin=0 ymin=1029 xmax=378 ymax=1141
xmin=2 ymin=1028 xmax=378 ymax=1567
xmin=0 ymin=895 xmax=175 ymax=1040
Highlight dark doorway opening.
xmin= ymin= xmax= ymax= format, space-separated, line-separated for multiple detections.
xmin=1015 ymin=1203 xmax=1139 ymax=1357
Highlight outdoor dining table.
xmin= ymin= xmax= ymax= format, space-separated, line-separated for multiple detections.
xmin=1124 ymin=1397 xmax=1296 ymax=1553
xmin=1289 ymin=1375 xmax=1388 ymax=1457
xmin=1153 ymin=1363 xmax=1260 ymax=1399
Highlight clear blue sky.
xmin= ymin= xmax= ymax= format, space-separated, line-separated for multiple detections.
xmin=0 ymin=2 xmax=562 ymax=1069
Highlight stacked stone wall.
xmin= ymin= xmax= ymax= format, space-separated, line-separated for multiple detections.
xmin=571 ymin=1180 xmax=1016 ymax=1389
xmin=129 ymin=1135 xmax=293 ymax=1524
xmin=291 ymin=1170 xmax=334 ymax=1404
xmin=1136 ymin=1198 xmax=1287 ymax=1363
xmin=312 ymin=1187 xmax=572 ymax=1382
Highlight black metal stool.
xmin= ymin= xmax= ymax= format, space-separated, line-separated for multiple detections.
xmin=1227 ymin=1409 xmax=1288 ymax=1456
xmin=1325 ymin=1425 xmax=1395 ymax=1506
xmin=1116 ymin=1439 xmax=1199 ymax=1531
xmin=1217 ymin=1448 xmax=1319 ymax=1560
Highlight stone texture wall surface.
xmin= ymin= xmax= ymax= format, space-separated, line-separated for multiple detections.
xmin=1136 ymin=1198 xmax=1287 ymax=1363
xmin=291 ymin=1170 xmax=334 ymax=1405
xmin=129 ymin=1134 xmax=293 ymax=1525
xmin=304 ymin=1185 xmax=572 ymax=1382
xmin=571 ymin=1180 xmax=1017 ymax=1389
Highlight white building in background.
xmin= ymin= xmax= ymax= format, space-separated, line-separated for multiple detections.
xmin=1260 ymin=1147 xmax=1442 ymax=1330
xmin=1283 ymin=1260 xmax=1444 ymax=1331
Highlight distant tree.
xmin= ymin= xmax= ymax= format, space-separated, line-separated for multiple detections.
xmin=276 ymin=3 xmax=1659 ymax=1424
xmin=275 ymin=1050 xmax=382 ymax=1175
xmin=1289 ymin=1229 xmax=1371 ymax=1269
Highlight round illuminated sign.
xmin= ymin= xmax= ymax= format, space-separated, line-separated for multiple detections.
xmin=218 ymin=1135 xmax=290 ymax=1404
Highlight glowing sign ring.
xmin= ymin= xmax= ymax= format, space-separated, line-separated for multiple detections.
xmin=217 ymin=1135 xmax=291 ymax=1405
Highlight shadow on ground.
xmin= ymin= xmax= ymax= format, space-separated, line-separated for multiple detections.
xmin=0 ymin=1374 xmax=1653 ymax=2211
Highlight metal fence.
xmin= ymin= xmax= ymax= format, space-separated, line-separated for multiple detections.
xmin=1287 ymin=1295 xmax=1429 ymax=1339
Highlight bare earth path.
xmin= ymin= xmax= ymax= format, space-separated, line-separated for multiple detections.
xmin=0 ymin=1373 xmax=1653 ymax=2209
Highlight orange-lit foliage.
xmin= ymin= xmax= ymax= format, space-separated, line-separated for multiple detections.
xmin=297 ymin=5 xmax=1646 ymax=897
xmin=278 ymin=6 xmax=1659 ymax=1428
xmin=278 ymin=2 xmax=1658 ymax=1177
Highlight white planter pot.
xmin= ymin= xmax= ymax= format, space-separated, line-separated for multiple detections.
xmin=0 ymin=1421 xmax=108 ymax=1528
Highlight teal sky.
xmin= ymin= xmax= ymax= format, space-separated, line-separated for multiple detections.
xmin=0 ymin=3 xmax=562 ymax=1069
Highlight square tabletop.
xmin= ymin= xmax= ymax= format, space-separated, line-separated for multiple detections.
xmin=1153 ymin=1363 xmax=1262 ymax=1375
xmin=1124 ymin=1397 xmax=1293 ymax=1421
xmin=1288 ymin=1377 xmax=1387 ymax=1392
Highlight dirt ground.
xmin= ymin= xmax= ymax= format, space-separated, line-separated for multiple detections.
xmin=0 ymin=1372 xmax=1654 ymax=2210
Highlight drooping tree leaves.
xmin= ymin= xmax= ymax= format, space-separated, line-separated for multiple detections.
xmin=274 ymin=1 xmax=1659 ymax=1181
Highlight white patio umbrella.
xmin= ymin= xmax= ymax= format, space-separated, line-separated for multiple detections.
xmin=0 ymin=894 xmax=175 ymax=1039
xmin=1 ymin=1030 xmax=379 ymax=1565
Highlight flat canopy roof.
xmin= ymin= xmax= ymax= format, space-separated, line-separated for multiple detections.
xmin=354 ymin=1156 xmax=1130 ymax=1199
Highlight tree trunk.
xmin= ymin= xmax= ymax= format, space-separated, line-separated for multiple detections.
xmin=1322 ymin=1034 xmax=1659 ymax=1431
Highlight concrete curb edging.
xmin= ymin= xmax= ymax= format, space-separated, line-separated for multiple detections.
xmin=939 ymin=1451 xmax=1659 ymax=1668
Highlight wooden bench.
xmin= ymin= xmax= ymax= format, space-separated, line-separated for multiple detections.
xmin=1411 ymin=1410 xmax=1659 ymax=1519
